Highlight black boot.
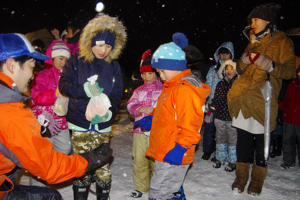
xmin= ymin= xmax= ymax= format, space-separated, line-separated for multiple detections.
xmin=270 ymin=135 xmax=282 ymax=158
xmin=73 ymin=185 xmax=90 ymax=200
xmin=94 ymin=175 xmax=111 ymax=200
xmin=73 ymin=175 xmax=92 ymax=200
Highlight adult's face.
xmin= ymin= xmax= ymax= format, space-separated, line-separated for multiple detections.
xmin=13 ymin=58 xmax=35 ymax=93
xmin=251 ymin=18 xmax=270 ymax=34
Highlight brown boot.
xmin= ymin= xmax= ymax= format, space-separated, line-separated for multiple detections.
xmin=232 ymin=162 xmax=250 ymax=193
xmin=247 ymin=164 xmax=268 ymax=196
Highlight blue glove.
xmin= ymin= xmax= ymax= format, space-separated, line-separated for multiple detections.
xmin=91 ymin=112 xmax=109 ymax=125
xmin=163 ymin=143 xmax=187 ymax=165
xmin=84 ymin=82 xmax=104 ymax=97
xmin=133 ymin=115 xmax=153 ymax=130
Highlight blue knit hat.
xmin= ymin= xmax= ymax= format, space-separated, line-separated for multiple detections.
xmin=92 ymin=30 xmax=116 ymax=49
xmin=151 ymin=32 xmax=188 ymax=71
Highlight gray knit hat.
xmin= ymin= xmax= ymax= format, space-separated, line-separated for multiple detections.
xmin=247 ymin=3 xmax=281 ymax=25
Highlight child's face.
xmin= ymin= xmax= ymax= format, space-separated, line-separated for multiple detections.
xmin=156 ymin=68 xmax=181 ymax=82
xmin=92 ymin=44 xmax=112 ymax=59
xmin=141 ymin=72 xmax=157 ymax=84
xmin=219 ymin=53 xmax=231 ymax=61
xmin=53 ymin=56 xmax=68 ymax=71
xmin=225 ymin=65 xmax=236 ymax=79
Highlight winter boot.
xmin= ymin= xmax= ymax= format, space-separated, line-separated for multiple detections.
xmin=94 ymin=176 xmax=111 ymax=200
xmin=225 ymin=146 xmax=237 ymax=172
xmin=201 ymin=152 xmax=211 ymax=160
xmin=232 ymin=162 xmax=250 ymax=193
xmin=73 ymin=175 xmax=92 ymax=200
xmin=171 ymin=186 xmax=186 ymax=200
xmin=247 ymin=164 xmax=268 ymax=196
xmin=225 ymin=163 xmax=236 ymax=172
xmin=270 ymin=135 xmax=282 ymax=158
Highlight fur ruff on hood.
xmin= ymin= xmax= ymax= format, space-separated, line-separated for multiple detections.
xmin=217 ymin=59 xmax=237 ymax=79
xmin=79 ymin=13 xmax=127 ymax=63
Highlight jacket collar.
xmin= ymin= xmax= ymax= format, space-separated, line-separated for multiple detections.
xmin=163 ymin=69 xmax=191 ymax=87
xmin=0 ymin=72 xmax=30 ymax=103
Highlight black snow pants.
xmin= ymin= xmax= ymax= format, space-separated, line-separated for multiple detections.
xmin=2 ymin=167 xmax=62 ymax=200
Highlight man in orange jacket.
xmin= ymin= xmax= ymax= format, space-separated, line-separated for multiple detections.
xmin=0 ymin=33 xmax=112 ymax=200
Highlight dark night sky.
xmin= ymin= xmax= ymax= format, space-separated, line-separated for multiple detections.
xmin=1 ymin=0 xmax=299 ymax=76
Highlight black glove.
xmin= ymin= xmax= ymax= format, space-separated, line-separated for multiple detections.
xmin=79 ymin=143 xmax=112 ymax=173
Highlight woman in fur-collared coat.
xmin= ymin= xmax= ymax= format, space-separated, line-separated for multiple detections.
xmin=228 ymin=3 xmax=295 ymax=196
xmin=59 ymin=13 xmax=127 ymax=200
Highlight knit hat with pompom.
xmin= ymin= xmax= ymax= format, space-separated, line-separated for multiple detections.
xmin=151 ymin=32 xmax=188 ymax=71
xmin=140 ymin=49 xmax=155 ymax=74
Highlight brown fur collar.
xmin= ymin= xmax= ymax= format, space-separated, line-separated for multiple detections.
xmin=79 ymin=13 xmax=127 ymax=63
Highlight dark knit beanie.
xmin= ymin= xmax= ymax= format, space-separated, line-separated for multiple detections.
xmin=140 ymin=49 xmax=155 ymax=74
xmin=92 ymin=30 xmax=116 ymax=49
xmin=247 ymin=3 xmax=281 ymax=25
xmin=183 ymin=45 xmax=203 ymax=64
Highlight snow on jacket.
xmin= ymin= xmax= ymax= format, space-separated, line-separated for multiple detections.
xmin=211 ymin=75 xmax=238 ymax=121
xmin=0 ymin=72 xmax=87 ymax=196
xmin=31 ymin=65 xmax=68 ymax=130
xmin=228 ymin=31 xmax=295 ymax=131
xmin=59 ymin=14 xmax=127 ymax=130
xmin=146 ymin=69 xmax=211 ymax=165
xmin=280 ymin=79 xmax=300 ymax=125
xmin=127 ymin=78 xmax=163 ymax=133
xmin=205 ymin=42 xmax=234 ymax=104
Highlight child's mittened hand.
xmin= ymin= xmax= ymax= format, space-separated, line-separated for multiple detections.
xmin=133 ymin=115 xmax=153 ymax=130
xmin=91 ymin=112 xmax=109 ymax=125
xmin=204 ymin=111 xmax=213 ymax=123
xmin=163 ymin=143 xmax=187 ymax=165
xmin=84 ymin=82 xmax=104 ymax=97
xmin=41 ymin=111 xmax=61 ymax=135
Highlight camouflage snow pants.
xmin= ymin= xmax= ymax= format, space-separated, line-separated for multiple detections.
xmin=72 ymin=130 xmax=111 ymax=185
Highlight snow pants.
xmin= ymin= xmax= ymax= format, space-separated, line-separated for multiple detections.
xmin=149 ymin=161 xmax=189 ymax=200
xmin=2 ymin=167 xmax=62 ymax=200
xmin=236 ymin=129 xmax=266 ymax=167
xmin=132 ymin=133 xmax=155 ymax=192
xmin=282 ymin=122 xmax=300 ymax=166
xmin=72 ymin=131 xmax=111 ymax=182
xmin=202 ymin=116 xmax=216 ymax=154
xmin=47 ymin=129 xmax=72 ymax=155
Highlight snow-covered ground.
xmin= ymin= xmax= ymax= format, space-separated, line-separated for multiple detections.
xmin=19 ymin=88 xmax=300 ymax=200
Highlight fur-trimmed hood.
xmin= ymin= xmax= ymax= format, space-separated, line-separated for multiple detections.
xmin=79 ymin=13 xmax=127 ymax=63
xmin=217 ymin=59 xmax=237 ymax=79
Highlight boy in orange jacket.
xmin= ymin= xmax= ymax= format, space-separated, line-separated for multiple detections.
xmin=134 ymin=33 xmax=210 ymax=200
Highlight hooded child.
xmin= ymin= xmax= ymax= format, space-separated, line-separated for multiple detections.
xmin=210 ymin=59 xmax=238 ymax=172
xmin=31 ymin=41 xmax=72 ymax=155
xmin=58 ymin=13 xmax=127 ymax=200
xmin=202 ymin=41 xmax=234 ymax=161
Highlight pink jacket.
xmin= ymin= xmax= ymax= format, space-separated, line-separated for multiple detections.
xmin=31 ymin=40 xmax=70 ymax=129
xmin=127 ymin=78 xmax=163 ymax=133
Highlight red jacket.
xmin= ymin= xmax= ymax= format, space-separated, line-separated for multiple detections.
xmin=280 ymin=79 xmax=300 ymax=125
xmin=0 ymin=72 xmax=87 ymax=197
xmin=146 ymin=70 xmax=210 ymax=165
